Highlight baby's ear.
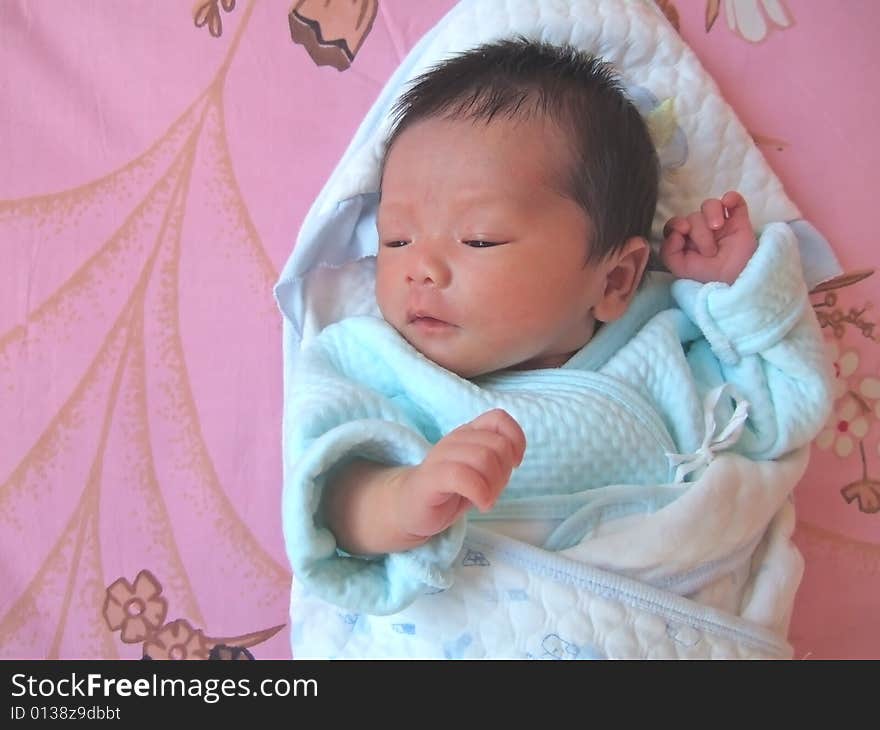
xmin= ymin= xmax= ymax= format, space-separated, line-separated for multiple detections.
xmin=593 ymin=236 xmax=650 ymax=323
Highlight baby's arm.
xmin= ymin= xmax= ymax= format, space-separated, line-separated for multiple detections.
xmin=661 ymin=192 xmax=831 ymax=458
xmin=284 ymin=319 xmax=526 ymax=614
xmin=322 ymin=409 xmax=525 ymax=555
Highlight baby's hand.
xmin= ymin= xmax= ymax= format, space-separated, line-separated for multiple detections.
xmin=661 ymin=191 xmax=757 ymax=285
xmin=395 ymin=409 xmax=526 ymax=543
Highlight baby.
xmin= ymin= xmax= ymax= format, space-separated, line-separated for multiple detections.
xmin=284 ymin=40 xmax=831 ymax=624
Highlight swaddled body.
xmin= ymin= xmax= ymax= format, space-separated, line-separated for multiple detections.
xmin=285 ymin=225 xmax=828 ymax=618
xmin=279 ymin=35 xmax=832 ymax=658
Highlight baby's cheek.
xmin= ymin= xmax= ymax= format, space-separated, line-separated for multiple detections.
xmin=374 ymin=273 xmax=399 ymax=315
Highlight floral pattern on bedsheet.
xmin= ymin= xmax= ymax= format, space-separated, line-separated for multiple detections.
xmin=0 ymin=0 xmax=876 ymax=660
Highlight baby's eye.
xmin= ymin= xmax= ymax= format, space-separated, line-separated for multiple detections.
xmin=463 ymin=240 xmax=503 ymax=248
xmin=383 ymin=240 xmax=410 ymax=248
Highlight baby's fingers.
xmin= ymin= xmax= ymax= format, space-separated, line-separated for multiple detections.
xmin=662 ymin=216 xmax=690 ymax=239
xmin=686 ymin=211 xmax=719 ymax=256
xmin=721 ymin=190 xmax=750 ymax=226
xmin=660 ymin=230 xmax=686 ymax=269
xmin=701 ymin=198 xmax=726 ymax=230
xmin=464 ymin=408 xmax=527 ymax=466
xmin=439 ymin=444 xmax=509 ymax=511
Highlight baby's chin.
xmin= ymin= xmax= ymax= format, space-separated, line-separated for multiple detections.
xmin=388 ymin=318 xmax=568 ymax=377
xmin=414 ymin=347 xmax=490 ymax=379
xmin=395 ymin=331 xmax=498 ymax=379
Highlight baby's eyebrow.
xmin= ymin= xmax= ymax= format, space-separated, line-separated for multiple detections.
xmin=376 ymin=199 xmax=417 ymax=219
xmin=377 ymin=192 xmax=528 ymax=229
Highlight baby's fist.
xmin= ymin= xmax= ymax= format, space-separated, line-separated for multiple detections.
xmin=396 ymin=409 xmax=526 ymax=542
xmin=661 ymin=191 xmax=757 ymax=285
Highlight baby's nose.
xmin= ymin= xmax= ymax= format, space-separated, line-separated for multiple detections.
xmin=407 ymin=251 xmax=450 ymax=288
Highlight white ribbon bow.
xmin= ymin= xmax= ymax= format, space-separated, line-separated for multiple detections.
xmin=666 ymin=384 xmax=750 ymax=483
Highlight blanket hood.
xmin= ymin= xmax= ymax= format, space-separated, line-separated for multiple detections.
xmin=274 ymin=0 xmax=841 ymax=354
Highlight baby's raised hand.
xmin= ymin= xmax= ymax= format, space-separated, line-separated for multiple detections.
xmin=395 ymin=409 xmax=526 ymax=542
xmin=661 ymin=191 xmax=757 ymax=285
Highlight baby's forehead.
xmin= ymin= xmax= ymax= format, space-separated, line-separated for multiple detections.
xmin=380 ymin=112 xmax=578 ymax=196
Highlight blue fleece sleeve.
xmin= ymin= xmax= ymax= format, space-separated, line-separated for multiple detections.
xmin=671 ymin=223 xmax=833 ymax=459
xmin=281 ymin=326 xmax=465 ymax=615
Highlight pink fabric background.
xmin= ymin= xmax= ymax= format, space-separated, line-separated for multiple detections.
xmin=1 ymin=0 xmax=877 ymax=659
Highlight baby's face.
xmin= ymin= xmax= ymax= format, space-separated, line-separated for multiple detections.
xmin=376 ymin=115 xmax=611 ymax=378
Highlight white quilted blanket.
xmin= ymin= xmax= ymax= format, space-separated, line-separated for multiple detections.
xmin=290 ymin=448 xmax=806 ymax=659
xmin=275 ymin=0 xmax=840 ymax=659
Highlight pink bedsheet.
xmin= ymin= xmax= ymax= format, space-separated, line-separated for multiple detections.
xmin=1 ymin=0 xmax=877 ymax=660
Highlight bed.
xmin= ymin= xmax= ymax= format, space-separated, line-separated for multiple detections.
xmin=1 ymin=0 xmax=877 ymax=660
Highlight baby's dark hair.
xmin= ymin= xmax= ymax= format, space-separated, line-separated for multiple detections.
xmin=383 ymin=38 xmax=659 ymax=263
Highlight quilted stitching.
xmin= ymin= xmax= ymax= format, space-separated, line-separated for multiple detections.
xmin=333 ymin=0 xmax=800 ymax=236
xmin=291 ymin=529 xmax=791 ymax=659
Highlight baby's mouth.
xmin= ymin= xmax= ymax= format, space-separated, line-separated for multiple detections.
xmin=410 ymin=315 xmax=444 ymax=324
xmin=407 ymin=312 xmax=456 ymax=330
